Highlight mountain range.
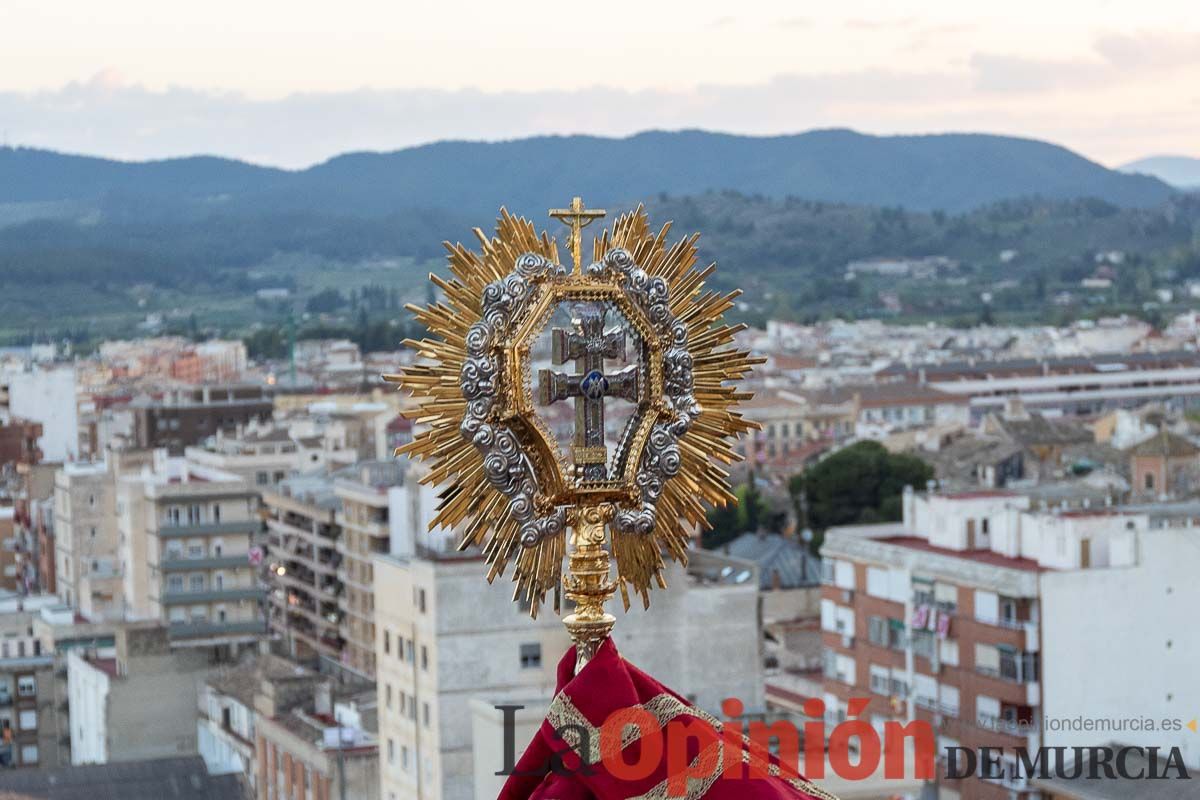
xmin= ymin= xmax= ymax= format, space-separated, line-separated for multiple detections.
xmin=0 ymin=129 xmax=1177 ymax=220
xmin=1120 ymin=156 xmax=1200 ymax=189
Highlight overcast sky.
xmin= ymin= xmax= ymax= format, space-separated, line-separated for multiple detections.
xmin=1 ymin=0 xmax=1197 ymax=168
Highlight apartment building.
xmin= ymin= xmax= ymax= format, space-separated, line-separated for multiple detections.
xmin=254 ymin=678 xmax=379 ymax=800
xmin=819 ymin=487 xmax=1199 ymax=798
xmin=185 ymin=423 xmax=316 ymax=489
xmin=888 ymin=350 xmax=1200 ymax=420
xmin=335 ymin=460 xmax=405 ymax=678
xmin=116 ymin=450 xmax=265 ymax=649
xmin=262 ymin=473 xmax=344 ymax=664
xmin=373 ymin=551 xmax=568 ymax=800
xmin=129 ymin=384 xmax=274 ymax=454
xmin=67 ymin=622 xmax=220 ymax=765
xmin=53 ymin=460 xmax=123 ymax=617
xmin=13 ymin=461 xmax=57 ymax=595
xmin=31 ymin=603 xmax=116 ymax=769
xmin=198 ymin=653 xmax=325 ymax=795
xmin=0 ymin=595 xmax=57 ymax=770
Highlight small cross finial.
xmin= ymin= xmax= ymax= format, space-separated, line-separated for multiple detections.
xmin=549 ymin=196 xmax=606 ymax=275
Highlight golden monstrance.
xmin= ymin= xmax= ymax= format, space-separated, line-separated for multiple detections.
xmin=386 ymin=198 xmax=760 ymax=666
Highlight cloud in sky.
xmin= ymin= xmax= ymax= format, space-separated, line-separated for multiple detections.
xmin=1 ymin=32 xmax=1196 ymax=168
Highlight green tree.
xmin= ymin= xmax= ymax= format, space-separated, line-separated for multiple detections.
xmin=790 ymin=441 xmax=933 ymax=545
xmin=702 ymin=479 xmax=772 ymax=549
xmin=305 ymin=288 xmax=346 ymax=313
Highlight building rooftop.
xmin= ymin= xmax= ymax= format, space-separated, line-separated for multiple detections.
xmin=0 ymin=755 xmax=243 ymax=800
xmin=272 ymin=471 xmax=339 ymax=510
xmin=722 ymin=532 xmax=822 ymax=590
xmin=992 ymin=412 xmax=1093 ymax=447
xmin=1127 ymin=429 xmax=1200 ymax=458
xmin=208 ymin=653 xmax=319 ymax=708
xmin=880 ymin=349 xmax=1200 ymax=381
xmin=878 ymin=535 xmax=1048 ymax=572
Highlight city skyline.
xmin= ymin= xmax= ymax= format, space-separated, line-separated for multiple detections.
xmin=1 ymin=0 xmax=1197 ymax=167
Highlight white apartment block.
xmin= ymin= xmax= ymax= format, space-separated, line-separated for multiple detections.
xmin=53 ymin=460 xmax=122 ymax=619
xmin=116 ymin=450 xmax=265 ymax=648
xmin=335 ymin=460 xmax=406 ymax=678
xmin=185 ymin=423 xmax=319 ymax=490
xmin=820 ymin=487 xmax=1200 ymax=798
xmin=2 ymin=365 xmax=80 ymax=462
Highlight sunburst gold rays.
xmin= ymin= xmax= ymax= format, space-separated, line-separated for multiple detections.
xmin=387 ymin=205 xmax=761 ymax=617
xmin=391 ymin=209 xmax=566 ymax=611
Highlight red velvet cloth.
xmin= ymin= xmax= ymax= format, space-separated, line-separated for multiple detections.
xmin=498 ymin=638 xmax=835 ymax=800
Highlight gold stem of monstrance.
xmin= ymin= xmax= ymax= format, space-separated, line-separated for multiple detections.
xmin=562 ymin=504 xmax=617 ymax=670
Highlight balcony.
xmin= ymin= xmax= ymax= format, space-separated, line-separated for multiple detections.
xmin=157 ymin=521 xmax=259 ymax=540
xmin=160 ymin=587 xmax=266 ymax=604
xmin=169 ymin=620 xmax=266 ymax=639
xmin=160 ymin=555 xmax=255 ymax=571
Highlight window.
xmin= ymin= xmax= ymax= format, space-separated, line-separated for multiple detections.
xmin=406 ymin=640 xmax=414 ymax=664
xmin=383 ymin=631 xmax=390 ymax=655
xmin=422 ymin=702 xmax=430 ymax=728
xmin=402 ymin=745 xmax=410 ymax=771
xmin=519 ymin=642 xmax=542 ymax=669
xmin=387 ymin=738 xmax=395 ymax=765
xmin=18 ymin=710 xmax=36 ymax=730
xmin=939 ymin=685 xmax=960 ymax=717
xmin=212 ymin=505 xmax=221 ymax=524
xmin=912 ymin=630 xmax=936 ymax=660
xmin=189 ymin=574 xmax=206 ymax=592
xmin=19 ymin=745 xmax=37 ymax=765
xmin=999 ymin=597 xmax=1018 ymax=625
xmin=976 ymin=643 xmax=1001 ymax=676
xmin=17 ymin=676 xmax=35 ymax=697
xmin=385 ymin=684 xmax=392 ymax=709
xmin=1145 ymin=472 xmax=1155 ymax=490
xmin=934 ymin=582 xmax=958 ymax=612
xmin=214 ymin=574 xmax=224 ymax=590
xmin=417 ymin=588 xmax=426 ymax=613
xmin=974 ymin=590 xmax=999 ymax=625
xmin=869 ymin=664 xmax=889 ymax=695
xmin=256 ymin=472 xmax=269 ymax=486
xmin=867 ymin=616 xmax=887 ymax=647
xmin=188 ymin=544 xmax=204 ymax=559
xmin=865 ymin=567 xmax=889 ymax=598
xmin=168 ymin=575 xmax=184 ymax=593
xmin=420 ymin=645 xmax=428 ymax=672
xmin=887 ymin=619 xmax=906 ymax=650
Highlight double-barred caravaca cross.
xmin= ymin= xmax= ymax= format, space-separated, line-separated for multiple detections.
xmin=537 ymin=304 xmax=640 ymax=480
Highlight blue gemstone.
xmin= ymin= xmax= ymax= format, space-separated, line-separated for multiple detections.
xmin=581 ymin=370 xmax=608 ymax=399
